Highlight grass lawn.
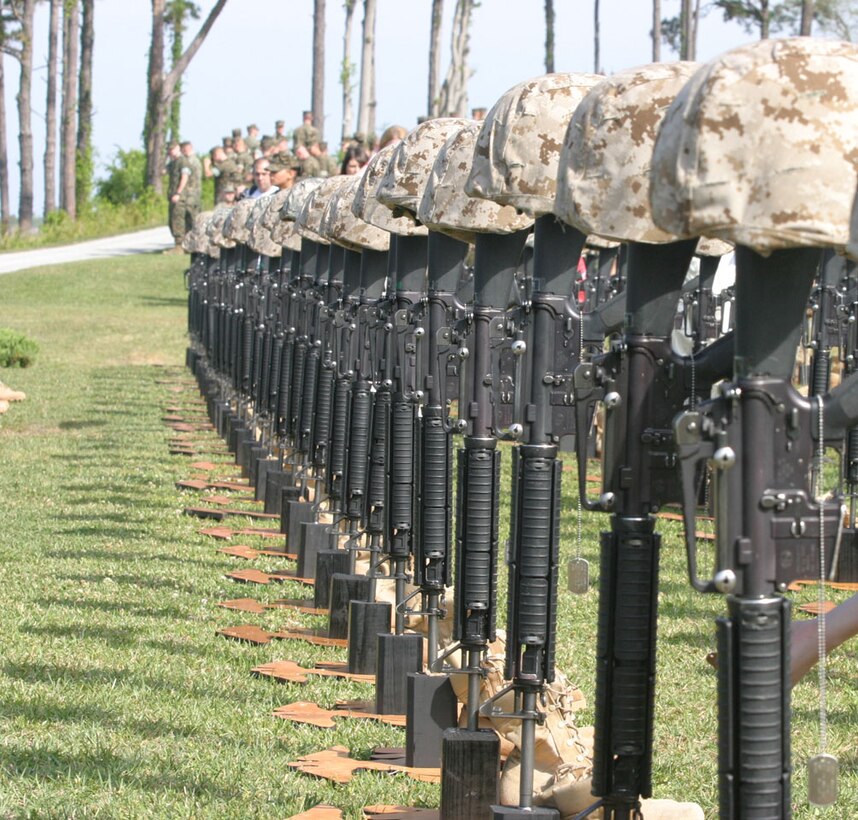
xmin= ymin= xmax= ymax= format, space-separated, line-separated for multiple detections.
xmin=0 ymin=252 xmax=854 ymax=818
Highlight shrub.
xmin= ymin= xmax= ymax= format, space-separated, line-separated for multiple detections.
xmin=96 ymin=148 xmax=149 ymax=205
xmin=0 ymin=329 xmax=39 ymax=368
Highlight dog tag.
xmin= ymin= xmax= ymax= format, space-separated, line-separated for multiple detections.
xmin=567 ymin=557 xmax=589 ymax=594
xmin=808 ymin=753 xmax=838 ymax=806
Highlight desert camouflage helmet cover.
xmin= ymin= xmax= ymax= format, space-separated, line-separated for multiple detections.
xmin=280 ymin=177 xmax=325 ymax=222
xmin=556 ymin=62 xmax=700 ymax=244
xmin=222 ymin=198 xmax=256 ymax=244
xmin=651 ymin=38 xmax=858 ymax=254
xmin=295 ymin=176 xmax=353 ymax=244
xmin=376 ymin=117 xmax=471 ymax=215
xmin=466 ymin=73 xmax=603 ymax=217
xmin=260 ymin=189 xmax=291 ymax=233
xmin=246 ymin=196 xmax=282 ymax=258
xmin=207 ymin=205 xmax=237 ymax=249
xmin=182 ymin=210 xmax=216 ymax=255
xmin=418 ymin=122 xmax=533 ymax=242
xmin=352 ymin=144 xmax=428 ymax=236
xmin=320 ymin=175 xmax=390 ymax=252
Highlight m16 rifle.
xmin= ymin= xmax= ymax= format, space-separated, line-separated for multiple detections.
xmin=555 ymin=63 xmax=738 ymax=820
xmin=651 ymin=38 xmax=858 ymax=817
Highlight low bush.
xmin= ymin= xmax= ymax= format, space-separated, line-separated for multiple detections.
xmin=0 ymin=328 xmax=39 ymax=367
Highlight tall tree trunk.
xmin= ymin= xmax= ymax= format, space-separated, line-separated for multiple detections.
xmin=312 ymin=0 xmax=325 ymax=142
xmin=43 ymin=0 xmax=61 ymax=217
xmin=61 ymin=0 xmax=80 ymax=219
xmin=800 ymin=0 xmax=813 ymax=34
xmin=799 ymin=0 xmax=813 ymax=34
xmin=760 ymin=0 xmax=770 ymax=38
xmin=438 ymin=0 xmax=474 ymax=117
xmin=76 ymin=0 xmax=94 ymax=214
xmin=16 ymin=0 xmax=35 ymax=232
xmin=593 ymin=0 xmax=600 ymax=73
xmin=652 ymin=0 xmax=661 ymax=62
xmin=428 ymin=0 xmax=443 ymax=117
xmin=544 ymin=0 xmax=555 ymax=73
xmin=144 ymin=0 xmax=167 ymax=191
xmin=356 ymin=0 xmax=377 ymax=139
xmin=145 ymin=0 xmax=229 ymax=192
xmin=341 ymin=0 xmax=356 ymax=142
xmin=0 ymin=48 xmax=10 ymax=234
xmin=168 ymin=6 xmax=184 ymax=142
xmin=690 ymin=0 xmax=700 ymax=60
xmin=680 ymin=0 xmax=692 ymax=59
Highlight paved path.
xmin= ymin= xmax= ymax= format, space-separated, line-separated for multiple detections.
xmin=0 ymin=226 xmax=175 ymax=275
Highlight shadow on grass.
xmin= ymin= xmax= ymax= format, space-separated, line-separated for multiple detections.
xmin=17 ymin=622 xmax=140 ymax=647
xmin=0 ymin=690 xmax=200 ymax=740
xmin=55 ymin=573 xmax=198 ymax=593
xmin=34 ymin=596 xmax=191 ymax=620
xmin=0 ymin=743 xmax=236 ymax=800
xmin=57 ymin=420 xmax=107 ymax=430
xmin=140 ymin=296 xmax=187 ymax=307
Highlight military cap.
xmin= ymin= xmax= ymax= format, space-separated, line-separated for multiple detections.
xmin=419 ymin=122 xmax=533 ymax=243
xmin=303 ymin=110 xmax=313 ymax=119
xmin=232 ymin=127 xmax=242 ymax=138
xmin=268 ymin=151 xmax=300 ymax=172
xmin=221 ymin=184 xmax=236 ymax=194
xmin=259 ymin=136 xmax=275 ymax=152
xmin=247 ymin=123 xmax=258 ymax=131
xmin=555 ymin=62 xmax=699 ymax=244
xmin=167 ymin=140 xmax=180 ymax=152
xmin=651 ymin=38 xmax=858 ymax=254
xmin=467 ymin=73 xmax=602 ymax=218
xmin=222 ymin=137 xmax=234 ymax=148
xmin=376 ymin=118 xmax=470 ymax=216
xmin=353 ymin=132 xmax=365 ymax=143
xmin=275 ymin=120 xmax=285 ymax=129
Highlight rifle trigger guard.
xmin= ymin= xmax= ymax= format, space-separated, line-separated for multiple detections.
xmin=674 ymin=410 xmax=718 ymax=593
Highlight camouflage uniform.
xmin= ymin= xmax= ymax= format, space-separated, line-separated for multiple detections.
xmin=293 ymin=122 xmax=321 ymax=151
xmin=318 ymin=153 xmax=339 ymax=177
xmin=299 ymin=155 xmax=321 ymax=178
xmin=171 ymin=153 xmax=202 ymax=242
xmin=213 ymin=156 xmax=245 ymax=201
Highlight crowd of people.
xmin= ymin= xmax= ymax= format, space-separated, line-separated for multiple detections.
xmin=165 ymin=110 xmax=409 ymax=251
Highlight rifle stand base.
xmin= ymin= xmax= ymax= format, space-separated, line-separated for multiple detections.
xmin=440 ymin=728 xmax=499 ymax=820
xmin=263 ymin=469 xmax=290 ymax=515
xmin=348 ymin=600 xmax=392 ymax=674
xmin=247 ymin=445 xmax=269 ymax=483
xmin=375 ymin=633 xmax=424 ymax=715
xmin=490 ymin=806 xmax=559 ymax=819
xmin=214 ymin=401 xmax=231 ymax=438
xmin=298 ymin=521 xmax=333 ymax=577
xmin=328 ymin=573 xmax=375 ymax=639
xmin=405 ymin=672 xmax=458 ymax=768
xmin=253 ymin=458 xmax=277 ymax=502
xmin=286 ymin=499 xmax=316 ymax=548
xmin=835 ymin=527 xmax=858 ymax=582
xmin=314 ymin=550 xmax=353 ymax=609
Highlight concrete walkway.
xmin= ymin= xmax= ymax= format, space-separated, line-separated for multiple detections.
xmin=0 ymin=226 xmax=175 ymax=275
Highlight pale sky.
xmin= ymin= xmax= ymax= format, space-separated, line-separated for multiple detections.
xmin=2 ymin=0 xmax=763 ymax=216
